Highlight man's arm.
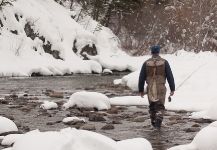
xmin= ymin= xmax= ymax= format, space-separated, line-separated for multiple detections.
xmin=138 ymin=62 xmax=147 ymax=95
xmin=165 ymin=60 xmax=175 ymax=95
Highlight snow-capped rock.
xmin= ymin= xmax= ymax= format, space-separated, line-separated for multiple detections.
xmin=0 ymin=116 xmax=18 ymax=135
xmin=40 ymin=101 xmax=58 ymax=110
xmin=63 ymin=91 xmax=111 ymax=110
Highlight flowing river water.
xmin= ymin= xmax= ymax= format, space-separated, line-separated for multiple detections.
xmin=0 ymin=74 xmax=212 ymax=150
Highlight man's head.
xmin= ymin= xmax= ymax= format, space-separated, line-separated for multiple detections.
xmin=151 ymin=45 xmax=160 ymax=55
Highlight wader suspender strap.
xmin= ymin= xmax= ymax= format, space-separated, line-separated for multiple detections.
xmin=150 ymin=59 xmax=157 ymax=99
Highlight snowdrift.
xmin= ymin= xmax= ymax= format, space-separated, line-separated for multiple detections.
xmin=0 ymin=0 xmax=132 ymax=76
xmin=10 ymin=128 xmax=153 ymax=150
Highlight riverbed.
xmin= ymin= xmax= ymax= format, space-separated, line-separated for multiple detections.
xmin=0 ymin=74 xmax=212 ymax=150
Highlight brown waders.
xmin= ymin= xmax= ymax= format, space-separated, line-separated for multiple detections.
xmin=146 ymin=56 xmax=167 ymax=128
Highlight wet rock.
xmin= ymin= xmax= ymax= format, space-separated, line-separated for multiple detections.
xmin=46 ymin=122 xmax=55 ymax=126
xmin=84 ymin=87 xmax=96 ymax=91
xmin=56 ymin=100 xmax=65 ymax=106
xmin=29 ymin=97 xmax=39 ymax=101
xmin=191 ymin=123 xmax=201 ymax=128
xmin=29 ymin=102 xmax=38 ymax=108
xmin=107 ymin=107 xmax=119 ymax=114
xmin=184 ymin=127 xmax=200 ymax=133
xmin=0 ymin=131 xmax=22 ymax=136
xmin=78 ymin=107 xmax=95 ymax=112
xmin=177 ymin=120 xmax=187 ymax=123
xmin=136 ymin=106 xmax=146 ymax=109
xmin=101 ymin=124 xmax=114 ymax=130
xmin=194 ymin=119 xmax=213 ymax=124
xmin=63 ymin=119 xmax=85 ymax=126
xmin=132 ymin=117 xmax=146 ymax=122
xmin=19 ymin=106 xmax=31 ymax=112
xmin=15 ymin=121 xmax=22 ymax=128
xmin=177 ymin=110 xmax=188 ymax=114
xmin=21 ymin=126 xmax=30 ymax=132
xmin=0 ymin=98 xmax=8 ymax=104
xmin=166 ymin=120 xmax=178 ymax=126
xmin=119 ymin=113 xmax=132 ymax=119
xmin=23 ymin=93 xmax=28 ymax=97
xmin=89 ymin=113 xmax=106 ymax=122
xmin=104 ymin=92 xmax=117 ymax=97
xmin=111 ymin=120 xmax=122 ymax=124
xmin=8 ymin=105 xmax=22 ymax=109
xmin=168 ymin=115 xmax=182 ymax=121
xmin=81 ymin=124 xmax=96 ymax=130
xmin=8 ymin=94 xmax=19 ymax=100
xmin=45 ymin=90 xmax=64 ymax=98
xmin=116 ymin=106 xmax=128 ymax=111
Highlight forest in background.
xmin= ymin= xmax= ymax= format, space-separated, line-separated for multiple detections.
xmin=56 ymin=0 xmax=217 ymax=55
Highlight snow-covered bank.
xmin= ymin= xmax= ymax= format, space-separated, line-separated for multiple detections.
xmin=0 ymin=0 xmax=132 ymax=76
xmin=114 ymin=50 xmax=217 ymax=120
xmin=168 ymin=121 xmax=217 ymax=150
xmin=9 ymin=128 xmax=152 ymax=150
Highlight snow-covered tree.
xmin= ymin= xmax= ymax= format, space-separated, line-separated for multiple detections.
xmin=0 ymin=0 xmax=14 ymax=9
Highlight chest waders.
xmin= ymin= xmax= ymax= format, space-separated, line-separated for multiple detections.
xmin=146 ymin=57 xmax=166 ymax=129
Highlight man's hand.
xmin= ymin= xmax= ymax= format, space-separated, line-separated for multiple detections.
xmin=140 ymin=92 xmax=145 ymax=98
xmin=170 ymin=91 xmax=175 ymax=96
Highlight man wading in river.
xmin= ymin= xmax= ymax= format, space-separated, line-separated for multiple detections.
xmin=138 ymin=45 xmax=175 ymax=129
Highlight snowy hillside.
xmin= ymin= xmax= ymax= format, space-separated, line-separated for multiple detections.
xmin=0 ymin=0 xmax=131 ymax=76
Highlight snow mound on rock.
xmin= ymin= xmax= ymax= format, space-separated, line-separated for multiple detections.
xmin=62 ymin=117 xmax=85 ymax=123
xmin=63 ymin=91 xmax=111 ymax=110
xmin=168 ymin=121 xmax=217 ymax=150
xmin=117 ymin=138 xmax=152 ymax=150
xmin=11 ymin=128 xmax=152 ymax=150
xmin=0 ymin=116 xmax=18 ymax=134
xmin=40 ymin=101 xmax=58 ymax=110
xmin=1 ymin=134 xmax=23 ymax=146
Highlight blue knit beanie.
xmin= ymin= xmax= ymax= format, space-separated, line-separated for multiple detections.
xmin=151 ymin=45 xmax=160 ymax=54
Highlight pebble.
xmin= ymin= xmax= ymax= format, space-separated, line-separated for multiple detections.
xmin=81 ymin=124 xmax=96 ymax=130
xmin=101 ymin=124 xmax=114 ymax=130
xmin=107 ymin=107 xmax=119 ymax=114
xmin=89 ymin=113 xmax=106 ymax=122
xmin=184 ymin=127 xmax=200 ymax=133
xmin=132 ymin=117 xmax=146 ymax=122
xmin=191 ymin=123 xmax=201 ymax=128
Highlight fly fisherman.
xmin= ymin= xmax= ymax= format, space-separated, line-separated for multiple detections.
xmin=138 ymin=45 xmax=175 ymax=129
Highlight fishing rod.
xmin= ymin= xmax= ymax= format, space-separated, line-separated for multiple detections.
xmin=168 ymin=63 xmax=206 ymax=102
